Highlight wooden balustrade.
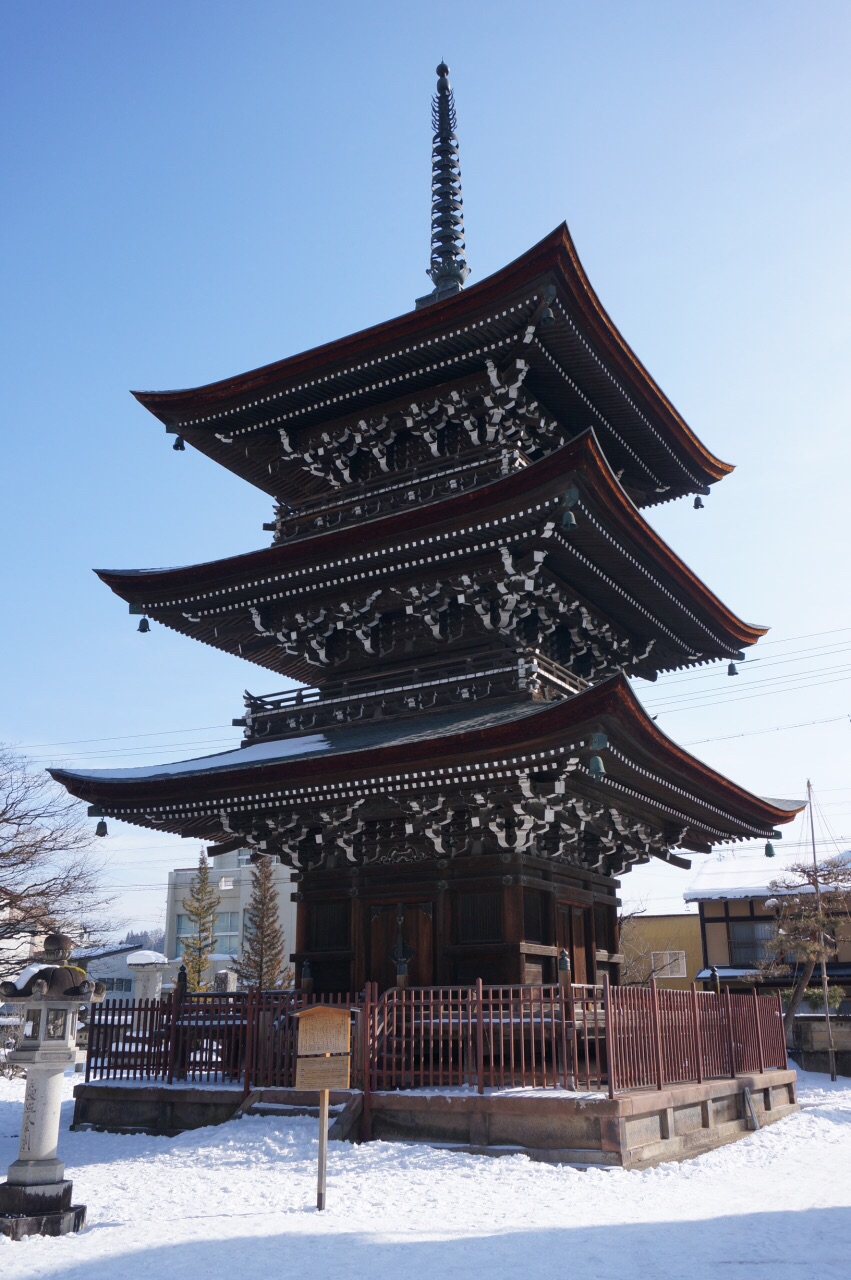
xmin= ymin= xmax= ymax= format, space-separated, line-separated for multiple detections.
xmin=86 ymin=982 xmax=788 ymax=1096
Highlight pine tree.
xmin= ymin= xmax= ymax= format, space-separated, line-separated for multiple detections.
xmin=761 ymin=855 xmax=851 ymax=1039
xmin=180 ymin=851 xmax=220 ymax=991
xmin=234 ymin=855 xmax=288 ymax=989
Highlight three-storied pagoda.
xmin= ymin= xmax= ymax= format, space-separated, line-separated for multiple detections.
xmin=52 ymin=66 xmax=801 ymax=992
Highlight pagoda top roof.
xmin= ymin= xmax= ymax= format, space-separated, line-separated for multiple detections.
xmin=50 ymin=675 xmax=803 ymax=853
xmin=94 ymin=431 xmax=763 ymax=682
xmin=132 ymin=224 xmax=732 ymax=507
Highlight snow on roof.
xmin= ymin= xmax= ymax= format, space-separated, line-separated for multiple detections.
xmin=72 ymin=943 xmax=139 ymax=962
xmin=60 ymin=733 xmax=332 ymax=781
xmin=696 ymin=967 xmax=759 ymax=979
xmin=684 ymin=848 xmax=851 ymax=901
xmin=126 ymin=950 xmax=170 ymax=967
xmin=52 ymin=701 xmax=548 ymax=784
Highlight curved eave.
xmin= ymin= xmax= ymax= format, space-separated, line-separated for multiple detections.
xmin=95 ymin=431 xmax=764 ymax=656
xmin=48 ymin=676 xmax=802 ymax=843
xmin=132 ymin=224 xmax=730 ymax=493
xmin=544 ymin=224 xmax=732 ymax=485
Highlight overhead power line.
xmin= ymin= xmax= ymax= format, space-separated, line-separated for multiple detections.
xmin=683 ymin=713 xmax=848 ymax=747
xmin=644 ymin=671 xmax=851 ymax=716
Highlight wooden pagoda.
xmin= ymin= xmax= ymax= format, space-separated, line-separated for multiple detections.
xmin=51 ymin=66 xmax=801 ymax=993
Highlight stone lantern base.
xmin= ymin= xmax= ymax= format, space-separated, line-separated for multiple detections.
xmin=0 ymin=1179 xmax=86 ymax=1239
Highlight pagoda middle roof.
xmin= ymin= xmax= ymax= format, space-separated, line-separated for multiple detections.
xmin=48 ymin=675 xmax=802 ymax=852
xmin=95 ymin=431 xmax=764 ymax=682
xmin=132 ymin=224 xmax=731 ymax=507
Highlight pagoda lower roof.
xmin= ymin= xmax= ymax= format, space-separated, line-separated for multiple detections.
xmin=49 ymin=676 xmax=802 ymax=851
xmin=95 ymin=432 xmax=764 ymax=682
xmin=132 ymin=225 xmax=731 ymax=507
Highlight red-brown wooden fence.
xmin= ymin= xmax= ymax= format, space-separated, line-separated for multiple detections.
xmin=86 ymin=979 xmax=787 ymax=1097
xmin=606 ymin=982 xmax=787 ymax=1094
xmin=86 ymin=989 xmax=363 ymax=1087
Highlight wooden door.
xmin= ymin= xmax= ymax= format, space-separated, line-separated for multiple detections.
xmin=571 ymin=907 xmax=588 ymax=985
xmin=369 ymin=903 xmax=434 ymax=991
xmin=557 ymin=903 xmax=591 ymax=986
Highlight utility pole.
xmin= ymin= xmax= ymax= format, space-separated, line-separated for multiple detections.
xmin=807 ymin=779 xmax=837 ymax=1082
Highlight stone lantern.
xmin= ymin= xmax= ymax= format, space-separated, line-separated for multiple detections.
xmin=125 ymin=950 xmax=171 ymax=1004
xmin=0 ymin=933 xmax=104 ymax=1240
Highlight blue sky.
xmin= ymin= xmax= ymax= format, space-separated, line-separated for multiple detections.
xmin=2 ymin=2 xmax=850 ymax=937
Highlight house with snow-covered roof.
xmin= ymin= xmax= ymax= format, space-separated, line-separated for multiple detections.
xmin=72 ymin=943 xmax=146 ymax=997
xmin=684 ymin=849 xmax=851 ymax=991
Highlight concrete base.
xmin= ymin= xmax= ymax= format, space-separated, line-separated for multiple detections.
xmin=791 ymin=1016 xmax=851 ymax=1077
xmin=72 ymin=1084 xmax=243 ymax=1135
xmin=0 ymin=1204 xmax=86 ymax=1240
xmin=74 ymin=1069 xmax=798 ymax=1168
xmin=366 ymin=1070 xmax=799 ymax=1169
xmin=0 ymin=1179 xmax=86 ymax=1239
xmin=0 ymin=1178 xmax=72 ymax=1214
xmin=4 ymin=1157 xmax=65 ymax=1187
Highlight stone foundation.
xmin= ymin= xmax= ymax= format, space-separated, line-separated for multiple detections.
xmin=74 ymin=1069 xmax=798 ymax=1168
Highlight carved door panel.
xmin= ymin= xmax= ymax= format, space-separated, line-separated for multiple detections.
xmin=369 ymin=903 xmax=434 ymax=991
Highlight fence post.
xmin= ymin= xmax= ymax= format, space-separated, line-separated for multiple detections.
xmin=725 ymin=986 xmax=737 ymax=1078
xmin=649 ymin=978 xmax=664 ymax=1091
xmin=370 ymin=982 xmax=379 ymax=1094
xmin=84 ymin=1002 xmax=95 ymax=1083
xmin=362 ymin=984 xmax=372 ymax=1142
xmin=603 ymin=974 xmax=615 ymax=1099
xmin=690 ymin=983 xmax=704 ymax=1084
xmin=752 ymin=987 xmax=765 ymax=1074
xmin=475 ymin=977 xmax=484 ymax=1096
xmin=777 ymin=990 xmax=789 ymax=1070
xmin=166 ymin=985 xmax=179 ymax=1085
xmin=243 ymin=985 xmax=255 ymax=1097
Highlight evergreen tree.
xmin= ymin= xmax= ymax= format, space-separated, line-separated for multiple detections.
xmin=234 ymin=855 xmax=287 ymax=989
xmin=180 ymin=851 xmax=220 ymax=991
xmin=761 ymin=855 xmax=851 ymax=1039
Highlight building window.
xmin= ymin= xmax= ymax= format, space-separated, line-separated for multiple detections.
xmin=175 ymin=914 xmax=193 ymax=938
xmin=651 ymin=950 xmax=687 ymax=979
xmin=219 ymin=877 xmax=234 ymax=890
xmin=214 ymin=911 xmax=240 ymax=956
xmin=729 ymin=920 xmax=775 ymax=967
xmin=101 ymin=978 xmax=133 ymax=993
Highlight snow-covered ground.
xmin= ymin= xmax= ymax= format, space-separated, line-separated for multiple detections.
xmin=1 ymin=1068 xmax=849 ymax=1279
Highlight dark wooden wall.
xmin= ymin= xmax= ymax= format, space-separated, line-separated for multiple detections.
xmin=292 ymin=853 xmax=621 ymax=992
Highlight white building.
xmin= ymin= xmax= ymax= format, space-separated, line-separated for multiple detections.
xmin=0 ymin=903 xmax=44 ymax=979
xmin=164 ymin=849 xmax=296 ymax=984
xmin=71 ymin=943 xmax=164 ymax=996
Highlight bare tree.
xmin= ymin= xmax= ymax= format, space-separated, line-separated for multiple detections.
xmin=619 ymin=910 xmax=689 ymax=986
xmin=0 ymin=746 xmax=109 ymax=979
xmin=761 ymin=855 xmax=851 ymax=1040
xmin=121 ymin=928 xmax=165 ymax=953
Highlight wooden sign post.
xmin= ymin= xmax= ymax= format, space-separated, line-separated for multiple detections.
xmin=294 ymin=1006 xmax=351 ymax=1211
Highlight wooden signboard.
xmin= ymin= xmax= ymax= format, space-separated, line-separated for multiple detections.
xmin=294 ymin=1006 xmax=353 ymax=1212
xmin=295 ymin=1053 xmax=350 ymax=1090
xmin=296 ymin=1005 xmax=351 ymax=1057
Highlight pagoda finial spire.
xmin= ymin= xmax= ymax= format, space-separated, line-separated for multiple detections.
xmin=416 ymin=62 xmax=470 ymax=309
